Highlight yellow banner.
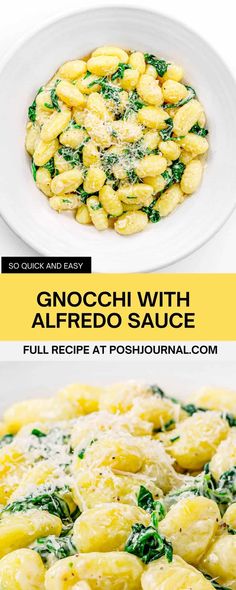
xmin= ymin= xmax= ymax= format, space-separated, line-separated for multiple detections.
xmin=0 ymin=274 xmax=235 ymax=341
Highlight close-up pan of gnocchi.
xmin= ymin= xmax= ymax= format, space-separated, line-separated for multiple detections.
xmin=0 ymin=6 xmax=236 ymax=270
xmin=26 ymin=46 xmax=209 ymax=236
xmin=0 ymin=380 xmax=236 ymax=589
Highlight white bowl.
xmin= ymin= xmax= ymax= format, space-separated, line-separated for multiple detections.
xmin=0 ymin=6 xmax=236 ymax=272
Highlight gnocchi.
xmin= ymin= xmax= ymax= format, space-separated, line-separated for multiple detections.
xmin=0 ymin=380 xmax=233 ymax=589
xmin=26 ymin=47 xmax=209 ymax=235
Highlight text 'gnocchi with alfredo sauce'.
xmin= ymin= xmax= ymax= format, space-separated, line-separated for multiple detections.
xmin=25 ymin=46 xmax=209 ymax=236
xmin=0 ymin=381 xmax=236 ymax=589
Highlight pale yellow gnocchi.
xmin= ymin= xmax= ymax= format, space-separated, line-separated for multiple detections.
xmin=26 ymin=47 xmax=208 ymax=235
xmin=0 ymin=380 xmax=233 ymax=589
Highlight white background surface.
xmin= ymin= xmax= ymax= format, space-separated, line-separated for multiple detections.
xmin=0 ymin=359 xmax=235 ymax=413
xmin=0 ymin=0 xmax=235 ymax=272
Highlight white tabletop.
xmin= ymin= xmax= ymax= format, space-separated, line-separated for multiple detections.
xmin=1 ymin=0 xmax=235 ymax=272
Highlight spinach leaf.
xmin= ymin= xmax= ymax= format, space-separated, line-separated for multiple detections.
xmin=162 ymin=161 xmax=185 ymax=188
xmin=44 ymin=80 xmax=61 ymax=112
xmin=58 ymin=138 xmax=89 ymax=167
xmin=125 ymin=523 xmax=173 ymax=564
xmin=111 ymin=63 xmax=131 ymax=81
xmin=137 ymin=486 xmax=156 ymax=513
xmin=0 ymin=433 xmax=14 ymax=448
xmin=164 ymin=85 xmax=196 ymax=109
xmin=142 ymin=201 xmax=160 ymax=223
xmin=123 ymin=90 xmax=145 ymax=119
xmin=2 ymin=491 xmax=72 ymax=525
xmin=33 ymin=535 xmax=77 ymax=563
xmin=127 ymin=169 xmax=140 ymax=184
xmin=144 ymin=54 xmax=169 ymax=77
xmin=190 ymin=123 xmax=209 ymax=137
xmin=182 ymin=403 xmax=207 ymax=416
xmin=76 ymin=187 xmax=90 ymax=204
xmin=28 ymin=87 xmax=44 ymax=122
xmin=31 ymin=428 xmax=47 ymax=438
xmin=154 ymin=419 xmax=176 ymax=433
xmin=31 ymin=160 xmax=38 ymax=181
xmin=223 ymin=413 xmax=236 ymax=427
xmin=44 ymin=158 xmax=55 ymax=178
xmin=89 ymin=76 xmax=122 ymax=103
xmin=83 ymin=71 xmax=92 ymax=79
xmin=151 ymin=502 xmax=166 ymax=527
xmin=159 ymin=118 xmax=173 ymax=141
xmin=78 ymin=438 xmax=98 ymax=459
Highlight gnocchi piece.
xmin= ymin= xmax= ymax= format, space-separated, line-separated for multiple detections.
xmin=82 ymin=141 xmax=100 ymax=166
xmin=87 ymin=56 xmax=119 ymax=77
xmin=73 ymin=503 xmax=150 ymax=552
xmin=58 ymin=59 xmax=87 ymax=80
xmin=0 ymin=509 xmax=61 ymax=557
xmin=84 ymin=112 xmax=112 ymax=148
xmin=99 ymin=381 xmax=150 ymax=414
xmin=51 ymin=168 xmax=83 ymax=194
xmin=99 ymin=185 xmax=123 ymax=216
xmin=76 ymin=74 xmax=102 ymax=94
xmin=180 ymin=159 xmax=203 ymax=194
xmin=200 ymin=533 xmax=236 ymax=588
xmin=135 ymin=154 xmax=167 ymax=178
xmin=87 ymin=196 xmax=108 ymax=230
xmin=112 ymin=120 xmax=143 ymax=143
xmin=3 ymin=397 xmax=77 ymax=432
xmin=87 ymin=92 xmax=112 ymax=121
xmin=0 ymin=445 xmax=26 ymax=504
xmin=137 ymin=106 xmax=169 ymax=129
xmin=159 ymin=496 xmax=220 ymax=565
xmin=162 ymin=63 xmax=184 ymax=82
xmin=92 ymin=46 xmax=129 ymax=63
xmin=137 ymin=74 xmax=163 ymax=106
xmin=143 ymin=175 xmax=166 ymax=194
xmin=114 ymin=211 xmax=148 ymax=235
xmin=83 ymin=166 xmax=106 ymax=194
xmin=40 ymin=108 xmax=71 ymax=142
xmin=0 ymin=548 xmax=45 ymax=590
xmin=10 ymin=460 xmax=57 ymax=501
xmin=224 ymin=503 xmax=236 ymax=529
xmin=142 ymin=130 xmax=160 ymax=150
xmin=173 ymin=100 xmax=203 ymax=136
xmin=25 ymin=122 xmax=40 ymax=155
xmin=129 ymin=51 xmax=146 ymax=73
xmin=56 ymin=80 xmax=86 ymax=108
xmin=159 ymin=140 xmax=181 ymax=161
xmin=57 ymin=383 xmax=102 ymax=415
xmin=117 ymin=184 xmax=153 ymax=205
xmin=154 ymin=184 xmax=184 ymax=217
xmin=191 ymin=386 xmax=236 ymax=415
xmin=36 ymin=167 xmax=53 ymax=197
xmin=70 ymin=410 xmax=152 ymax=449
xmin=33 ymin=138 xmax=59 ymax=167
xmin=210 ymin=428 xmax=236 ymax=480
xmin=54 ymin=150 xmax=72 ymax=173
xmin=45 ymin=552 xmax=143 ymax=590
xmin=180 ymin=133 xmax=209 ymax=155
xmin=130 ymin=395 xmax=180 ymax=431
xmin=59 ymin=127 xmax=88 ymax=149
xmin=49 ymin=195 xmax=79 ymax=211
xmin=167 ymin=411 xmax=229 ymax=470
xmin=120 ymin=69 xmax=140 ymax=92
xmin=76 ymin=204 xmax=92 ymax=224
xmin=141 ymin=555 xmax=215 ymax=590
xmin=72 ymin=466 xmax=162 ymax=511
xmin=162 ymin=80 xmax=188 ymax=104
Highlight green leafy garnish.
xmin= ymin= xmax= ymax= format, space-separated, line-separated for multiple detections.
xmin=58 ymin=139 xmax=89 ymax=167
xmin=162 ymin=161 xmax=185 ymax=188
xmin=170 ymin=435 xmax=180 ymax=443
xmin=0 ymin=434 xmax=14 ymax=448
xmin=31 ymin=429 xmax=47 ymax=438
xmin=144 ymin=54 xmax=169 ymax=77
xmin=89 ymin=76 xmax=122 ymax=103
xmin=127 ymin=169 xmax=140 ymax=184
xmin=125 ymin=523 xmax=173 ymax=564
xmin=90 ymin=203 xmax=102 ymax=211
xmin=28 ymin=87 xmax=43 ymax=122
xmin=164 ymin=85 xmax=196 ymax=109
xmin=111 ymin=63 xmax=131 ymax=81
xmin=123 ymin=90 xmax=145 ymax=119
xmin=84 ymin=71 xmax=92 ymax=79
xmin=78 ymin=447 xmax=86 ymax=459
xmin=44 ymin=158 xmax=55 ymax=177
xmin=142 ymin=201 xmax=160 ymax=223
xmin=151 ymin=502 xmax=166 ymax=527
xmin=190 ymin=123 xmax=208 ymax=137
xmin=183 ymin=403 xmax=207 ymax=416
xmin=154 ymin=419 xmax=176 ymax=433
xmin=137 ymin=486 xmax=156 ymax=513
xmin=76 ymin=187 xmax=90 ymax=204
xmin=159 ymin=118 xmax=173 ymax=141
xmin=2 ymin=491 xmax=72 ymax=525
xmin=78 ymin=438 xmax=98 ymax=459
xmin=33 ymin=535 xmax=77 ymax=563
xmin=31 ymin=160 xmax=37 ymax=181
xmin=45 ymin=79 xmax=61 ymax=112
